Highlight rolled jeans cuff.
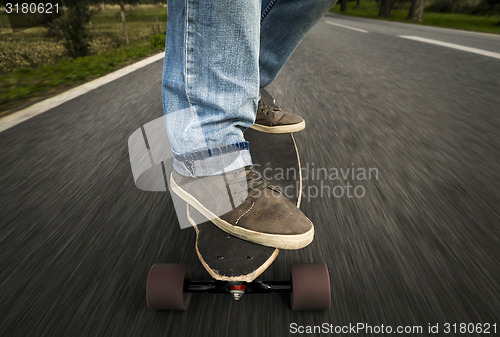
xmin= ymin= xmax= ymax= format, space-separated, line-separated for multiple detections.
xmin=173 ymin=142 xmax=253 ymax=177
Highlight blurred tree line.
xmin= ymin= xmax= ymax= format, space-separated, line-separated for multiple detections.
xmin=38 ymin=0 xmax=500 ymax=59
xmin=339 ymin=0 xmax=500 ymax=22
xmin=43 ymin=0 xmax=163 ymax=58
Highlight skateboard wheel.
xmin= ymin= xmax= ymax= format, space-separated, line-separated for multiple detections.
xmin=146 ymin=264 xmax=191 ymax=310
xmin=291 ymin=263 xmax=331 ymax=310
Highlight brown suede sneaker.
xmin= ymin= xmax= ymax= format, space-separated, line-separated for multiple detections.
xmin=170 ymin=166 xmax=314 ymax=249
xmin=250 ymin=88 xmax=306 ymax=133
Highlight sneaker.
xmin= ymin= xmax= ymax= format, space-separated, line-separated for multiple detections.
xmin=170 ymin=166 xmax=314 ymax=249
xmin=250 ymin=88 xmax=306 ymax=133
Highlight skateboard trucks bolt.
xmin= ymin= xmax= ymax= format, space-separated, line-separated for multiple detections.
xmin=229 ymin=283 xmax=246 ymax=301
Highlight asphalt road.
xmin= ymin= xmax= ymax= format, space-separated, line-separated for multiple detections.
xmin=1 ymin=15 xmax=499 ymax=337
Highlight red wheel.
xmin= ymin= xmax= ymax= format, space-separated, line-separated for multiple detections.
xmin=146 ymin=264 xmax=191 ymax=310
xmin=291 ymin=263 xmax=331 ymax=310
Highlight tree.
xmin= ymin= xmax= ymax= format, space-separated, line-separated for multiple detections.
xmin=44 ymin=2 xmax=92 ymax=58
xmin=379 ymin=0 xmax=395 ymax=17
xmin=115 ymin=0 xmax=144 ymax=46
xmin=482 ymin=0 xmax=500 ymax=22
xmin=119 ymin=0 xmax=130 ymax=45
xmin=341 ymin=0 xmax=349 ymax=12
xmin=407 ymin=0 xmax=426 ymax=21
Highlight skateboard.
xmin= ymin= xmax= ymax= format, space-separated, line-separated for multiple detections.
xmin=145 ymin=129 xmax=331 ymax=311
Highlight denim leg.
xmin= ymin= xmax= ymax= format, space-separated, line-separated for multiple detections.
xmin=163 ymin=0 xmax=261 ymax=177
xmin=259 ymin=0 xmax=337 ymax=88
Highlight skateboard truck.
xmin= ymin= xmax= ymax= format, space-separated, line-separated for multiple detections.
xmin=183 ymin=280 xmax=292 ymax=296
xmin=146 ymin=264 xmax=331 ymax=311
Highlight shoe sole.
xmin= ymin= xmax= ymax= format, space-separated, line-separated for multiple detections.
xmin=250 ymin=120 xmax=305 ymax=134
xmin=170 ymin=173 xmax=314 ymax=250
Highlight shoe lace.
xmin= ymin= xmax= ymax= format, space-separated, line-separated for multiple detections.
xmin=246 ymin=166 xmax=267 ymax=196
xmin=258 ymin=100 xmax=281 ymax=117
xmin=226 ymin=166 xmax=275 ymax=199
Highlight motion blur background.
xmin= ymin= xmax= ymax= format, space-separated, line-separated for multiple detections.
xmin=1 ymin=1 xmax=499 ymax=337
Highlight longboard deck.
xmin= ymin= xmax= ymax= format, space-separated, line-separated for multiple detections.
xmin=190 ymin=129 xmax=302 ymax=282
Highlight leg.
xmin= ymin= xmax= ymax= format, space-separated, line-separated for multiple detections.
xmin=251 ymin=0 xmax=337 ymax=133
xmin=259 ymin=0 xmax=337 ymax=87
xmin=163 ymin=0 xmax=261 ymax=176
xmin=162 ymin=0 xmax=315 ymax=249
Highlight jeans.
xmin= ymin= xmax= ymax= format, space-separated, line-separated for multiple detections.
xmin=162 ymin=0 xmax=336 ymax=177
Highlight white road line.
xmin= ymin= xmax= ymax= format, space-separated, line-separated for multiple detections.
xmin=399 ymin=35 xmax=500 ymax=60
xmin=0 ymin=52 xmax=165 ymax=133
xmin=325 ymin=21 xmax=369 ymax=33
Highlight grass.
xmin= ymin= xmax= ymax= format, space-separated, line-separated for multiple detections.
xmin=0 ymin=4 xmax=167 ymax=115
xmin=330 ymin=0 xmax=500 ymax=34
xmin=0 ymin=34 xmax=165 ymax=116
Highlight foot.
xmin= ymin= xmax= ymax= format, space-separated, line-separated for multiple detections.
xmin=250 ymin=88 xmax=306 ymax=133
xmin=170 ymin=166 xmax=314 ymax=249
